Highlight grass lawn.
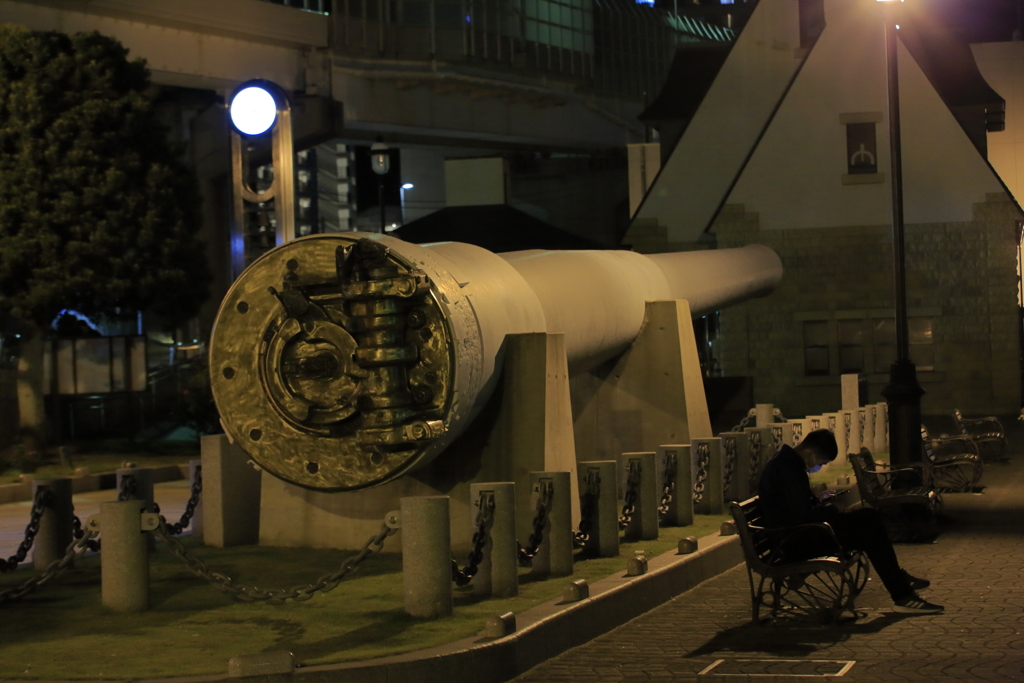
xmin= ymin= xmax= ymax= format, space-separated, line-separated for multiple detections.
xmin=0 ymin=515 xmax=731 ymax=680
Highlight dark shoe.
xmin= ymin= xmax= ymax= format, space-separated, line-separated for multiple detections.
xmin=893 ymin=593 xmax=944 ymax=614
xmin=902 ymin=570 xmax=930 ymax=591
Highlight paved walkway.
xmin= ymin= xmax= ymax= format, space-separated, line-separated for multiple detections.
xmin=513 ymin=446 xmax=1024 ymax=682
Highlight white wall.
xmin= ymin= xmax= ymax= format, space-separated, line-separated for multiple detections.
xmin=973 ymin=41 xmax=1024 ymax=206
xmin=726 ymin=0 xmax=1005 ymax=231
xmin=633 ymin=0 xmax=805 ymax=243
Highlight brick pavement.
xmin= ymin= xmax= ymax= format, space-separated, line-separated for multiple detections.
xmin=514 ymin=452 xmax=1024 ymax=682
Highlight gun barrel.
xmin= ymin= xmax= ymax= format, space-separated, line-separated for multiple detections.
xmin=209 ymin=234 xmax=782 ymax=491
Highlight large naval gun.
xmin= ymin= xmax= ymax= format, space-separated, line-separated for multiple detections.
xmin=209 ymin=234 xmax=782 ymax=493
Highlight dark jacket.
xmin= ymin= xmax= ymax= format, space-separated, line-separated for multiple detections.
xmin=757 ymin=445 xmax=834 ymax=529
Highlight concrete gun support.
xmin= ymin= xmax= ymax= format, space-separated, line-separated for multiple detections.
xmin=209 ymin=234 xmax=781 ymax=492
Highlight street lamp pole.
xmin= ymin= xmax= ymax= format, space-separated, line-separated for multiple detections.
xmin=370 ymin=140 xmax=391 ymax=234
xmin=879 ymin=0 xmax=924 ymax=466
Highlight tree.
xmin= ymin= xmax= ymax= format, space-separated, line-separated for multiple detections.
xmin=0 ymin=25 xmax=211 ymax=445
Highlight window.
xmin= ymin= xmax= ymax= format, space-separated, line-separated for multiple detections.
xmin=803 ymin=321 xmax=830 ymax=376
xmin=846 ymin=123 xmax=877 ymax=175
xmin=838 ymin=319 xmax=865 ymax=373
xmin=874 ymin=317 xmax=934 ymax=372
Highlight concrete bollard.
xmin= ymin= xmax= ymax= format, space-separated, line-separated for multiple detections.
xmin=719 ymin=432 xmax=751 ymax=503
xmin=188 ymin=459 xmax=203 ymax=542
xmin=116 ymin=467 xmax=154 ymax=511
xmin=788 ymin=419 xmax=805 ymax=447
xmin=860 ymin=409 xmax=876 ymax=456
xmin=843 ymin=410 xmax=860 ymax=459
xmin=755 ymin=403 xmax=775 ymax=427
xmin=483 ymin=612 xmax=516 ymax=638
xmin=528 ymin=472 xmax=573 ymax=578
xmin=875 ymin=402 xmax=889 ymax=452
xmin=578 ymin=461 xmax=618 ymax=558
xmin=31 ymin=478 xmax=73 ymax=570
xmin=655 ymin=445 xmax=692 ymax=527
xmin=401 ymin=496 xmax=453 ymax=619
xmin=769 ymin=423 xmax=793 ymax=455
xmin=95 ymin=500 xmax=159 ymax=612
xmin=469 ymin=482 xmax=518 ymax=598
xmin=824 ymin=412 xmax=846 ymax=463
xmin=621 ymin=453 xmax=658 ymax=542
xmin=562 ymin=578 xmax=589 ymax=602
xmin=691 ymin=438 xmax=724 ymax=515
xmin=744 ymin=427 xmax=772 ymax=496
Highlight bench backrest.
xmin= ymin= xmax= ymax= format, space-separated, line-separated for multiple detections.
xmin=730 ymin=496 xmax=776 ymax=573
xmin=849 ymin=448 xmax=886 ymax=503
xmin=952 ymin=409 xmax=968 ymax=435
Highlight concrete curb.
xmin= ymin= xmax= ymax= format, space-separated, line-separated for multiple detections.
xmin=0 ymin=465 xmax=187 ymax=504
xmin=136 ymin=531 xmax=743 ymax=683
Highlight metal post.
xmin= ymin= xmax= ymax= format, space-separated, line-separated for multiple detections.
xmin=528 ymin=471 xmax=573 ymax=578
xmin=656 ymin=445 xmax=692 ymax=526
xmin=378 ymin=177 xmax=386 ymax=233
xmin=578 ymin=460 xmax=618 ymax=558
xmin=623 ymin=452 xmax=658 ymax=541
xmin=31 ymin=478 xmax=73 ymax=570
xmin=401 ymin=496 xmax=453 ymax=618
xmin=469 ymin=482 xmax=517 ymax=598
xmin=98 ymin=501 xmax=155 ymax=612
xmin=881 ymin=9 xmax=923 ymax=466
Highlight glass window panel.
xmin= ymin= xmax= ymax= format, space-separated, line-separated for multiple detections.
xmin=911 ymin=344 xmax=935 ymax=372
xmin=538 ymin=22 xmax=549 ymax=42
xmin=525 ymin=0 xmax=537 ymax=16
xmin=874 ymin=318 xmax=895 ymax=346
xmin=838 ymin=319 xmax=863 ymax=345
xmin=403 ymin=0 xmax=430 ymax=25
xmin=839 ymin=346 xmax=864 ymax=374
xmin=525 ymin=20 xmax=538 ymax=40
xmin=436 ymin=2 xmax=463 ymax=26
xmin=537 ymin=1 xmax=549 ymax=21
xmin=573 ymin=31 xmax=584 ymax=51
xmin=874 ymin=345 xmax=896 ymax=374
xmin=909 ymin=317 xmax=933 ymax=345
xmin=803 ymin=320 xmax=828 ymax=347
xmin=805 ymin=348 xmax=830 ymax=376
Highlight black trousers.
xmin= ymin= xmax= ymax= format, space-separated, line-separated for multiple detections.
xmin=815 ymin=507 xmax=913 ymax=601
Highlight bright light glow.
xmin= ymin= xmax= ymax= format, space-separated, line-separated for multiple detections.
xmin=402 ymin=183 xmax=414 ymax=189
xmin=230 ymin=86 xmax=278 ymax=136
xmin=635 ymin=0 xmax=654 ymax=5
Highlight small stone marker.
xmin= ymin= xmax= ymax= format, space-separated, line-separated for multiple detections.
xmin=626 ymin=551 xmax=648 ymax=576
xmin=720 ymin=520 xmax=737 ymax=536
xmin=678 ymin=536 xmax=699 ymax=554
xmin=227 ymin=651 xmax=295 ymax=677
xmin=562 ymin=578 xmax=590 ymax=602
xmin=483 ymin=612 xmax=516 ymax=638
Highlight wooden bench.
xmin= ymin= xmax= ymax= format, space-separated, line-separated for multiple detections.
xmin=730 ymin=496 xmax=869 ymax=625
xmin=849 ymin=449 xmax=941 ymax=542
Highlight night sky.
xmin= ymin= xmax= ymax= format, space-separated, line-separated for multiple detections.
xmin=931 ymin=0 xmax=1021 ymax=42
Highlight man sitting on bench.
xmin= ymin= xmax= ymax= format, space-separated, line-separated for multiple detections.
xmin=758 ymin=429 xmax=943 ymax=615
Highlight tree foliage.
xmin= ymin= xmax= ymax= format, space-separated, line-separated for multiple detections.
xmin=0 ymin=25 xmax=209 ymax=330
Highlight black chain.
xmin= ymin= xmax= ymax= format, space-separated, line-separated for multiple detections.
xmin=117 ymin=475 xmax=137 ymax=502
xmin=71 ymin=512 xmax=101 ymax=552
xmin=723 ymin=436 xmax=737 ymax=501
xmin=517 ymin=479 xmax=553 ymax=566
xmin=693 ymin=442 xmax=710 ymax=504
xmin=0 ymin=488 xmax=52 ymax=573
xmin=154 ymin=468 xmax=202 ymax=535
xmin=452 ymin=491 xmax=495 ymax=586
xmin=748 ymin=431 xmax=762 ymax=494
xmin=573 ymin=469 xmax=601 ymax=548
xmin=658 ymin=452 xmax=677 ymax=521
xmin=618 ymin=460 xmax=641 ymax=530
